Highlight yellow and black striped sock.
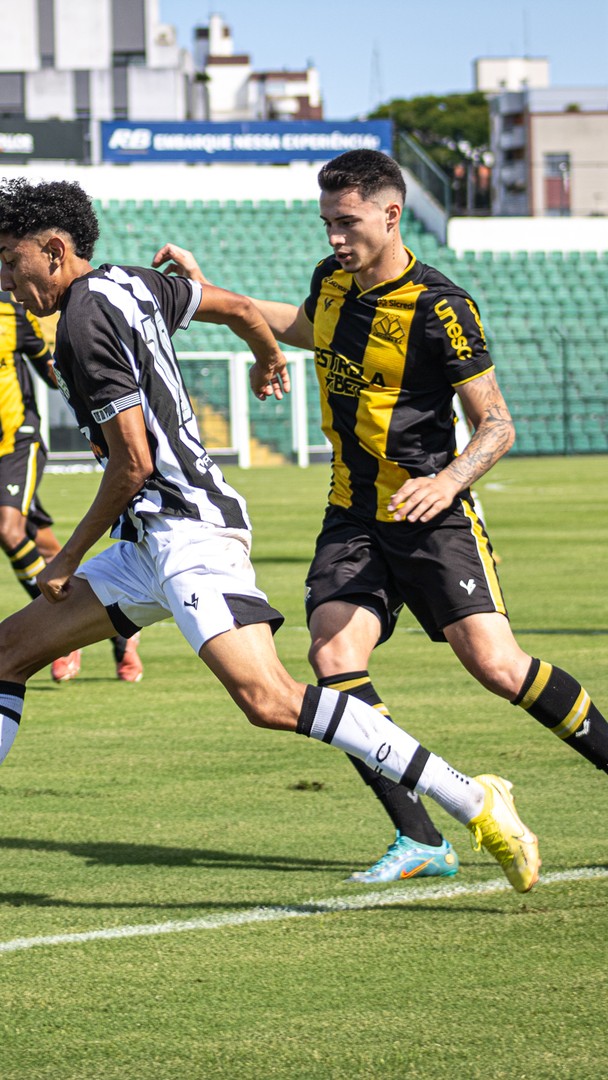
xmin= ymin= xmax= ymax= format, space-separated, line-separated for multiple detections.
xmin=7 ymin=537 xmax=45 ymax=599
xmin=318 ymin=671 xmax=443 ymax=846
xmin=513 ymin=657 xmax=608 ymax=772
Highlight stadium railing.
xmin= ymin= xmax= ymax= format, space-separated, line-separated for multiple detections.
xmin=40 ymin=342 xmax=608 ymax=467
xmin=42 ymin=352 xmax=329 ymax=470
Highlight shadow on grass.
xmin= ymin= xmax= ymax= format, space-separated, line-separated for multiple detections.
xmin=0 ymin=834 xmax=353 ymax=871
xmin=0 ymin=892 xmax=323 ymax=911
xmin=0 ymin=892 xmax=532 ymax=913
xmin=2 ymin=864 xmax=607 ymax=914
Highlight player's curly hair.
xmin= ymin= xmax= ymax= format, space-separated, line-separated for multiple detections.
xmin=0 ymin=177 xmax=99 ymax=261
xmin=318 ymin=149 xmax=406 ymax=204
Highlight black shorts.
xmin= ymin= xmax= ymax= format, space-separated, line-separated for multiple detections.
xmin=0 ymin=439 xmax=51 ymax=523
xmin=305 ymin=501 xmax=507 ymax=643
xmin=26 ymin=493 xmax=54 ymax=533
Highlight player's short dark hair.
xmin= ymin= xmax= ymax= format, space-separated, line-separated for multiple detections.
xmin=318 ymin=150 xmax=406 ymax=204
xmin=0 ymin=177 xmax=99 ymax=261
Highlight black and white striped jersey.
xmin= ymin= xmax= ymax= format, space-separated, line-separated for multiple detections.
xmin=54 ymin=264 xmax=250 ymax=541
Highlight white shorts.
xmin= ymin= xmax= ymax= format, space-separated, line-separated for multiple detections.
xmin=75 ymin=516 xmax=283 ymax=655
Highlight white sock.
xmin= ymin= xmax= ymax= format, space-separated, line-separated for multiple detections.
xmin=0 ymin=682 xmax=25 ymax=765
xmin=416 ymin=756 xmax=486 ymax=824
xmin=0 ymin=717 xmax=19 ymax=765
xmin=297 ymin=687 xmax=485 ymax=825
xmin=297 ymin=685 xmax=420 ymax=778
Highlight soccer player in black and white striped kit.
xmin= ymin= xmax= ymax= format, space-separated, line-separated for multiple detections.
xmin=0 ymin=177 xmax=539 ymax=893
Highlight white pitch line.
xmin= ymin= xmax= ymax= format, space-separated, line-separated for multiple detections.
xmin=1 ymin=867 xmax=606 ymax=956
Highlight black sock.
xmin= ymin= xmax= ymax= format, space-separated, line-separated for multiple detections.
xmin=111 ymin=636 xmax=128 ymax=663
xmin=318 ymin=672 xmax=443 ymax=846
xmin=7 ymin=537 xmax=45 ymax=599
xmin=513 ymin=658 xmax=608 ymax=772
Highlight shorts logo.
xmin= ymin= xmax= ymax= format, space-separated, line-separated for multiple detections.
xmin=7 ymin=484 xmax=19 ymax=495
xmin=324 ymin=298 xmax=334 ymax=311
xmin=184 ymin=593 xmax=199 ymax=610
xmin=459 ymin=578 xmax=476 ymax=595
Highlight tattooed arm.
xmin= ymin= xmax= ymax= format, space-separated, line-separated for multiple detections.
xmin=389 ymin=370 xmax=515 ymax=523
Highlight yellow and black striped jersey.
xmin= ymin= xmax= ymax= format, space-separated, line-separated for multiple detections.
xmin=0 ymin=290 xmax=53 ymax=457
xmin=304 ymin=248 xmax=493 ymax=522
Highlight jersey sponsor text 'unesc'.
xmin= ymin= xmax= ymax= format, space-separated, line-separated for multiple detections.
xmin=434 ymin=299 xmax=472 ymax=359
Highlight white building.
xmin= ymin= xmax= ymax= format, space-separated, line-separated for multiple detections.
xmin=0 ymin=4 xmax=323 ymax=126
xmin=191 ymin=13 xmax=322 ymax=122
xmin=474 ymin=56 xmax=550 ymax=94
xmin=490 ymin=86 xmax=608 ymax=216
xmin=0 ymin=0 xmax=191 ymax=122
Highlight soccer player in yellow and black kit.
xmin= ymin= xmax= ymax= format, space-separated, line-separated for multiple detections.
xmin=0 ymin=291 xmax=142 ymax=682
xmin=0 ymin=289 xmax=58 ymax=594
xmin=154 ymin=148 xmax=608 ymax=885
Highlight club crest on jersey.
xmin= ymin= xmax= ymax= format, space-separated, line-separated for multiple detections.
xmin=374 ymin=315 xmax=405 ymax=344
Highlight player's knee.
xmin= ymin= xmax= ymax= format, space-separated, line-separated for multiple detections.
xmin=0 ymin=519 xmax=26 ymax=551
xmin=307 ymin=638 xmax=319 ymax=671
xmin=237 ymin=676 xmax=302 ymax=731
xmin=242 ymin=698 xmax=285 ymax=730
xmin=308 ymin=637 xmax=340 ymax=678
xmin=473 ymin=652 xmax=531 ymax=700
xmin=0 ymin=620 xmax=23 ymax=681
xmin=245 ymin=707 xmax=276 ymax=729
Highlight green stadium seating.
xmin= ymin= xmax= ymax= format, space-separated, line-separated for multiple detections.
xmin=91 ymin=198 xmax=608 ymax=459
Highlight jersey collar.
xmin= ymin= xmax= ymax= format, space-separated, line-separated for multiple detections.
xmin=353 ymin=245 xmax=419 ymax=298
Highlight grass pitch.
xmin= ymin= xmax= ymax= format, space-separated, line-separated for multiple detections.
xmin=0 ymin=456 xmax=606 ymax=1079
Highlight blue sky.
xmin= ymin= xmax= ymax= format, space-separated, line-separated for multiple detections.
xmin=160 ymin=0 xmax=608 ymax=119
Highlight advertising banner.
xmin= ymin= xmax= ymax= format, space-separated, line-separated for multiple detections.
xmin=101 ymin=120 xmax=393 ymax=164
xmin=0 ymin=120 xmax=88 ymax=162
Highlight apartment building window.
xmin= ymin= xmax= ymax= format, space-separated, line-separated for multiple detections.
xmin=0 ymin=74 xmax=24 ymax=117
xmin=38 ymin=0 xmax=55 ymax=67
xmin=544 ymin=153 xmax=571 ymax=216
xmin=112 ymin=67 xmax=128 ymax=118
xmin=74 ymin=70 xmax=91 ymax=118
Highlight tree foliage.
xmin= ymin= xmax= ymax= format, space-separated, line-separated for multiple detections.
xmin=370 ymin=92 xmax=490 ymax=174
